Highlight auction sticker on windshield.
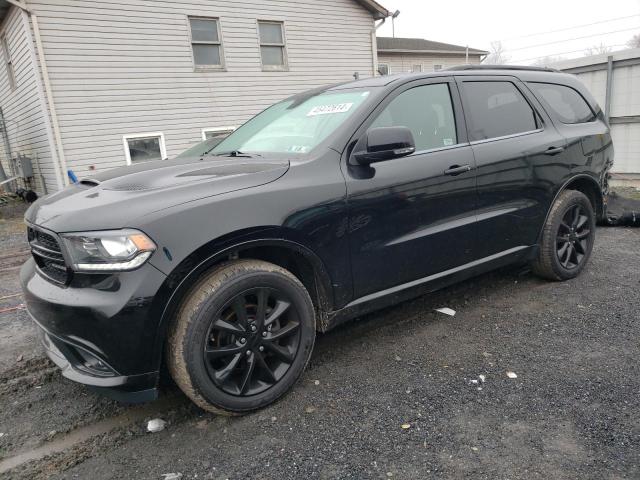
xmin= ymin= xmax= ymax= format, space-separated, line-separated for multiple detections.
xmin=307 ymin=102 xmax=354 ymax=116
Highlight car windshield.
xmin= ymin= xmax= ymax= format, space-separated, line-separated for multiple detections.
xmin=210 ymin=88 xmax=372 ymax=156
xmin=175 ymin=137 xmax=223 ymax=159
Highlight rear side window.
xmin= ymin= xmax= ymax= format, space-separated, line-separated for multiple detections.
xmin=528 ymin=82 xmax=595 ymax=124
xmin=461 ymin=81 xmax=538 ymax=141
xmin=369 ymin=83 xmax=458 ymax=151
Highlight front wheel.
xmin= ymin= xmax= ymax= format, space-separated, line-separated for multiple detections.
xmin=532 ymin=190 xmax=595 ymax=281
xmin=167 ymin=260 xmax=316 ymax=414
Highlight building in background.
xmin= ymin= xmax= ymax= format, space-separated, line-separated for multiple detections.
xmin=0 ymin=0 xmax=389 ymax=193
xmin=554 ymin=49 xmax=640 ymax=187
xmin=376 ymin=37 xmax=487 ymax=75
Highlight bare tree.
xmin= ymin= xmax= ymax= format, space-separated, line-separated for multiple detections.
xmin=532 ymin=55 xmax=567 ymax=67
xmin=627 ymin=34 xmax=640 ymax=49
xmin=584 ymin=43 xmax=612 ymax=56
xmin=484 ymin=41 xmax=511 ymax=65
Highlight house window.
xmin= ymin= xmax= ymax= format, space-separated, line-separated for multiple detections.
xmin=412 ymin=64 xmax=422 ymax=72
xmin=1 ymin=34 xmax=16 ymax=90
xmin=258 ymin=21 xmax=287 ymax=70
xmin=433 ymin=64 xmax=443 ymax=71
xmin=201 ymin=126 xmax=236 ymax=141
xmin=189 ymin=17 xmax=224 ymax=68
xmin=378 ymin=63 xmax=389 ymax=76
xmin=123 ymin=133 xmax=167 ymax=164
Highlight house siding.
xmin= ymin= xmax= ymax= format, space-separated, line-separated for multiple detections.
xmin=0 ymin=6 xmax=59 ymax=193
xmin=26 ymin=0 xmax=376 ymax=181
xmin=377 ymin=52 xmax=482 ymax=74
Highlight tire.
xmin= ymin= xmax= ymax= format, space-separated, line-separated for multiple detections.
xmin=167 ymin=259 xmax=316 ymax=414
xmin=532 ymin=190 xmax=596 ymax=281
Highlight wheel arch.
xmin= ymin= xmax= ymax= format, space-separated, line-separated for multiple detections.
xmin=150 ymin=229 xmax=334 ymax=374
xmin=539 ymin=174 xmax=604 ymax=242
xmin=563 ymin=175 xmax=605 ymax=221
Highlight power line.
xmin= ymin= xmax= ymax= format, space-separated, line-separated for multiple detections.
xmin=507 ymin=26 xmax=639 ymax=52
xmin=501 ymin=14 xmax=640 ymax=41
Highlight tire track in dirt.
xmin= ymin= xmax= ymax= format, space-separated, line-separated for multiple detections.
xmin=0 ymin=392 xmax=192 ymax=479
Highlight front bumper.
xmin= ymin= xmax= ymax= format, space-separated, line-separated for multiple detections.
xmin=20 ymin=257 xmax=168 ymax=403
xmin=38 ymin=325 xmax=158 ymax=402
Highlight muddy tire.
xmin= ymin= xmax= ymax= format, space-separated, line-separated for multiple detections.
xmin=532 ymin=190 xmax=595 ymax=281
xmin=166 ymin=260 xmax=316 ymax=414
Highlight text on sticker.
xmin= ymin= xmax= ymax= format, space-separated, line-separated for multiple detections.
xmin=307 ymin=103 xmax=354 ymax=116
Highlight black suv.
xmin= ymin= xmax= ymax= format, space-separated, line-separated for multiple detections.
xmin=21 ymin=66 xmax=613 ymax=413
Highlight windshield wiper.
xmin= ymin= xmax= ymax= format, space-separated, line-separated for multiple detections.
xmin=219 ymin=150 xmax=261 ymax=158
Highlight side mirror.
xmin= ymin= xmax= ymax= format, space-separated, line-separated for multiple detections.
xmin=352 ymin=126 xmax=416 ymax=165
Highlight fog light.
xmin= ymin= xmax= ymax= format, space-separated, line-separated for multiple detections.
xmin=74 ymin=348 xmax=116 ymax=376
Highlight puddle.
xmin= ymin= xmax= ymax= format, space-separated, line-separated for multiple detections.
xmin=0 ymin=394 xmax=184 ymax=474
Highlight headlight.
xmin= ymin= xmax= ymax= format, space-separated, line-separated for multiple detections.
xmin=61 ymin=229 xmax=156 ymax=272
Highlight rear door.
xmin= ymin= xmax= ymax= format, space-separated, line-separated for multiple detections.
xmin=344 ymin=77 xmax=478 ymax=298
xmin=526 ymin=81 xmax=612 ymax=181
xmin=456 ymin=75 xmax=572 ymax=258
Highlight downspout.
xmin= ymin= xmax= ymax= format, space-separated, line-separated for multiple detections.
xmin=371 ymin=18 xmax=385 ymax=76
xmin=19 ymin=7 xmax=63 ymax=190
xmin=9 ymin=0 xmax=68 ymax=188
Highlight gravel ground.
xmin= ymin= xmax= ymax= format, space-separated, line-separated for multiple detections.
xmin=0 ymin=202 xmax=639 ymax=479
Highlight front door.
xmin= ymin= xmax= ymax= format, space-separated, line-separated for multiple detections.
xmin=344 ymin=78 xmax=477 ymax=299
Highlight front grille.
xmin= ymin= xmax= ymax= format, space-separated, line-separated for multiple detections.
xmin=27 ymin=227 xmax=70 ymax=285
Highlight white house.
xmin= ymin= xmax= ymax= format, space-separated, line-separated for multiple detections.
xmin=0 ymin=0 xmax=389 ymax=194
xmin=376 ymin=37 xmax=487 ymax=75
xmin=553 ymin=49 xmax=640 ymax=187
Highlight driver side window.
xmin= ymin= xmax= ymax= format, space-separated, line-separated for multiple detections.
xmin=370 ymin=83 xmax=457 ymax=151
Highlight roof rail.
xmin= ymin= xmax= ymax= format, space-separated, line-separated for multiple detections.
xmin=446 ymin=64 xmax=560 ymax=73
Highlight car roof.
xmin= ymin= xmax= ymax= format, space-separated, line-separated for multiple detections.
xmin=328 ymin=66 xmax=578 ymax=90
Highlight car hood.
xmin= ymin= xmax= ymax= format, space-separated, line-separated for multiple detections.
xmin=26 ymin=156 xmax=290 ymax=232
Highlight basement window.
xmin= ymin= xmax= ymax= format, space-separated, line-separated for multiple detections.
xmin=433 ymin=64 xmax=443 ymax=71
xmin=412 ymin=64 xmax=423 ymax=72
xmin=189 ymin=17 xmax=225 ymax=69
xmin=201 ymin=126 xmax=236 ymax=141
xmin=258 ymin=21 xmax=287 ymax=70
xmin=123 ymin=133 xmax=167 ymax=164
xmin=1 ymin=34 xmax=16 ymax=91
xmin=378 ymin=63 xmax=389 ymax=76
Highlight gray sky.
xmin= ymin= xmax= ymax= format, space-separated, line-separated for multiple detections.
xmin=376 ymin=0 xmax=640 ymax=64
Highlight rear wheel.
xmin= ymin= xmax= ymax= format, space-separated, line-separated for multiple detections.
xmin=167 ymin=260 xmax=315 ymax=414
xmin=532 ymin=190 xmax=595 ymax=281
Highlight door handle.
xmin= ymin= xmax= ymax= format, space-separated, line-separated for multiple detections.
xmin=544 ymin=146 xmax=565 ymax=156
xmin=444 ymin=164 xmax=471 ymax=176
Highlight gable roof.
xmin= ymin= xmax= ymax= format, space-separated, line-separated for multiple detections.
xmin=377 ymin=37 xmax=488 ymax=55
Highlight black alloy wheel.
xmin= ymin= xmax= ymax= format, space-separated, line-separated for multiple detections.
xmin=167 ymin=260 xmax=316 ymax=414
xmin=555 ymin=204 xmax=591 ymax=269
xmin=532 ymin=189 xmax=595 ymax=281
xmin=203 ymin=287 xmax=301 ymax=396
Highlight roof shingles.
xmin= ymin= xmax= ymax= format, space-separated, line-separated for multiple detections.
xmin=377 ymin=37 xmax=488 ymax=55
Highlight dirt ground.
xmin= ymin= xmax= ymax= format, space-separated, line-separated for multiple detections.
xmin=0 ymin=200 xmax=639 ymax=479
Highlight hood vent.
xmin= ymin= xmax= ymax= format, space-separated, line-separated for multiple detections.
xmin=106 ymin=183 xmax=150 ymax=191
xmin=78 ymin=178 xmax=101 ymax=188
